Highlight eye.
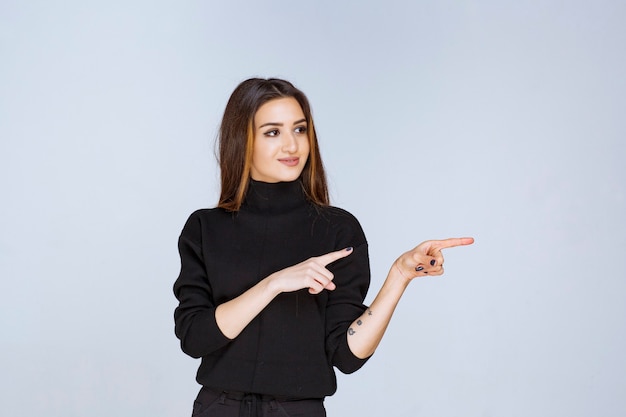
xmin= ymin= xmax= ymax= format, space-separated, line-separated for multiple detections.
xmin=294 ymin=125 xmax=307 ymax=134
xmin=264 ymin=129 xmax=279 ymax=137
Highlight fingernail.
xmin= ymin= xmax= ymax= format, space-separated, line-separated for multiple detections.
xmin=430 ymin=259 xmax=436 ymax=266
xmin=416 ymin=266 xmax=424 ymax=272
xmin=346 ymin=247 xmax=353 ymax=251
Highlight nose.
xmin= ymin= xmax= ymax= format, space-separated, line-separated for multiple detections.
xmin=281 ymin=131 xmax=298 ymax=153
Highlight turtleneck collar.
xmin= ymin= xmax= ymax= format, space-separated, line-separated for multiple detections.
xmin=243 ymin=179 xmax=309 ymax=213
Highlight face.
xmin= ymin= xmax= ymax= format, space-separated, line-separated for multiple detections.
xmin=250 ymin=97 xmax=310 ymax=183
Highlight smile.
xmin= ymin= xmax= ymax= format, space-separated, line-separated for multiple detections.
xmin=278 ymin=157 xmax=300 ymax=167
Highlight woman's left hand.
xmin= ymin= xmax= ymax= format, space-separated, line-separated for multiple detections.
xmin=348 ymin=237 xmax=475 ymax=358
xmin=393 ymin=237 xmax=474 ymax=281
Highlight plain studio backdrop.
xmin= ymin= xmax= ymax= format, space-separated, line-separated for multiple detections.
xmin=1 ymin=1 xmax=624 ymax=416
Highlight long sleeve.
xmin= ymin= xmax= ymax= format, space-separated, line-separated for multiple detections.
xmin=324 ymin=211 xmax=372 ymax=374
xmin=173 ymin=211 xmax=231 ymax=358
xmin=172 ymin=181 xmax=374 ymax=397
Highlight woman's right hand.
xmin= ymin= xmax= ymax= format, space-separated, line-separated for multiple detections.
xmin=268 ymin=247 xmax=354 ymax=295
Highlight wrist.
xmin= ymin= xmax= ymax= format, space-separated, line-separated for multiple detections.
xmin=263 ymin=274 xmax=283 ymax=297
xmin=392 ymin=261 xmax=413 ymax=286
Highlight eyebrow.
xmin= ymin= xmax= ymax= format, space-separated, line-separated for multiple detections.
xmin=258 ymin=118 xmax=307 ymax=129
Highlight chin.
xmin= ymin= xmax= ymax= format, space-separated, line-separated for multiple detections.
xmin=276 ymin=167 xmax=305 ymax=183
xmin=253 ymin=165 xmax=306 ymax=183
xmin=279 ymin=174 xmax=302 ymax=183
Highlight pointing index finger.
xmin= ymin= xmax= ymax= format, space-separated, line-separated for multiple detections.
xmin=429 ymin=237 xmax=475 ymax=251
xmin=318 ymin=247 xmax=354 ymax=266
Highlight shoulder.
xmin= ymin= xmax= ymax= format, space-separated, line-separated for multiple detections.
xmin=319 ymin=205 xmax=361 ymax=225
xmin=179 ymin=208 xmax=229 ymax=238
xmin=317 ymin=205 xmax=368 ymax=244
xmin=182 ymin=208 xmax=217 ymax=226
xmin=184 ymin=207 xmax=221 ymax=222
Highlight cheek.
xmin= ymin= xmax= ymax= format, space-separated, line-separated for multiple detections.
xmin=252 ymin=140 xmax=273 ymax=163
xmin=301 ymin=138 xmax=311 ymax=156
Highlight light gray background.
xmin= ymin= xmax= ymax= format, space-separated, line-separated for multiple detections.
xmin=1 ymin=1 xmax=624 ymax=416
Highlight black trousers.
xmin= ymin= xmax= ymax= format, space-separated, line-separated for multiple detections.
xmin=191 ymin=387 xmax=327 ymax=417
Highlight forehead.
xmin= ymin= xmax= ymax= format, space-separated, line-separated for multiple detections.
xmin=254 ymin=97 xmax=305 ymax=125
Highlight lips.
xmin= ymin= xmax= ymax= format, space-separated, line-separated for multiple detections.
xmin=278 ymin=157 xmax=300 ymax=167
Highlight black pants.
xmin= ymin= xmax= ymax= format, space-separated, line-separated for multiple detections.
xmin=191 ymin=387 xmax=327 ymax=417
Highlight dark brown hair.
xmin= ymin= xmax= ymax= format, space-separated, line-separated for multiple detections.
xmin=217 ymin=78 xmax=329 ymax=211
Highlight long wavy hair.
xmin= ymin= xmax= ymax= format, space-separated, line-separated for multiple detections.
xmin=217 ymin=78 xmax=329 ymax=211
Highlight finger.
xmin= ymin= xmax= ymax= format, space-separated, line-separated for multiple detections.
xmin=317 ymin=247 xmax=354 ymax=267
xmin=308 ymin=276 xmax=335 ymax=293
xmin=417 ymin=266 xmax=444 ymax=276
xmin=429 ymin=266 xmax=444 ymax=276
xmin=312 ymin=271 xmax=335 ymax=289
xmin=308 ymin=284 xmax=324 ymax=295
xmin=431 ymin=251 xmax=445 ymax=267
xmin=310 ymin=280 xmax=335 ymax=293
xmin=305 ymin=262 xmax=334 ymax=281
xmin=303 ymin=266 xmax=335 ymax=290
xmin=429 ymin=237 xmax=474 ymax=251
xmin=412 ymin=253 xmax=439 ymax=268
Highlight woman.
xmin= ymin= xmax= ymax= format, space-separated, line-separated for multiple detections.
xmin=173 ymin=78 xmax=473 ymax=417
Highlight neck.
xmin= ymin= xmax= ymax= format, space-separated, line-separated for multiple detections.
xmin=243 ymin=179 xmax=308 ymax=213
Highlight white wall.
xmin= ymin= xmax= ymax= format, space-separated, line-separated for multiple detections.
xmin=1 ymin=1 xmax=624 ymax=416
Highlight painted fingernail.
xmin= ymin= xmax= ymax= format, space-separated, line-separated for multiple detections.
xmin=416 ymin=266 xmax=424 ymax=272
xmin=346 ymin=247 xmax=353 ymax=251
xmin=430 ymin=259 xmax=436 ymax=266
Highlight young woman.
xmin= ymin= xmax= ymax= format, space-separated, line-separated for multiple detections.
xmin=173 ymin=78 xmax=473 ymax=417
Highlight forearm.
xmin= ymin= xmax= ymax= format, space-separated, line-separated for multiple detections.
xmin=214 ymin=276 xmax=281 ymax=339
xmin=215 ymin=248 xmax=353 ymax=339
xmin=347 ymin=266 xmax=410 ymax=359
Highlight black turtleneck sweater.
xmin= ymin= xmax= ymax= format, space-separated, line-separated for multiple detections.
xmin=173 ymin=180 xmax=371 ymax=399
